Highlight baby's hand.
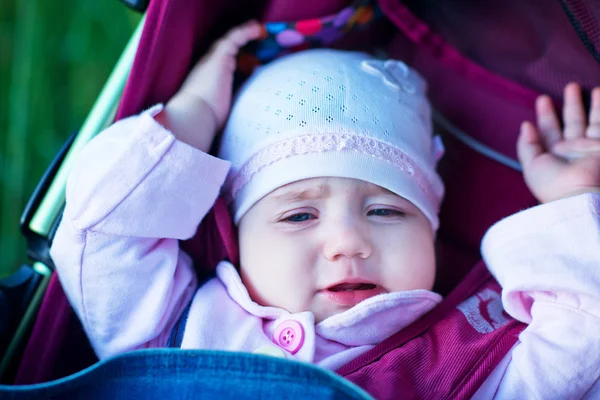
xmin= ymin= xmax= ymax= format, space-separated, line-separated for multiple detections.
xmin=177 ymin=20 xmax=262 ymax=127
xmin=517 ymin=83 xmax=600 ymax=203
xmin=156 ymin=21 xmax=262 ymax=152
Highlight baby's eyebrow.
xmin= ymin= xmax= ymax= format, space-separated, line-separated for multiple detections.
xmin=272 ymin=184 xmax=331 ymax=203
xmin=366 ymin=185 xmax=396 ymax=196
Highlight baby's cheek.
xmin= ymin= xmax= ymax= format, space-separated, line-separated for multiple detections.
xmin=408 ymin=242 xmax=437 ymax=290
xmin=239 ymin=241 xmax=275 ymax=306
xmin=384 ymin=230 xmax=436 ymax=291
xmin=241 ymin=249 xmax=314 ymax=313
xmin=240 ymin=264 xmax=286 ymax=309
xmin=241 ymin=266 xmax=308 ymax=312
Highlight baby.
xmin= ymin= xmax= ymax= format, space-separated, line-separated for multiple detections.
xmin=51 ymin=22 xmax=600 ymax=397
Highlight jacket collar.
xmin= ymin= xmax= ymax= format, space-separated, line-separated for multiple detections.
xmin=216 ymin=261 xmax=442 ymax=346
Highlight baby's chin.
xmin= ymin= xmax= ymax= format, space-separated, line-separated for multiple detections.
xmin=313 ymin=311 xmax=335 ymax=325
xmin=312 ymin=285 xmax=392 ymax=323
xmin=312 ymin=303 xmax=357 ymax=324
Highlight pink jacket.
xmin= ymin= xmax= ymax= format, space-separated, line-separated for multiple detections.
xmin=50 ymin=108 xmax=600 ymax=398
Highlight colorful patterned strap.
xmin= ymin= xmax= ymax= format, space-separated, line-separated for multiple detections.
xmin=238 ymin=0 xmax=381 ymax=74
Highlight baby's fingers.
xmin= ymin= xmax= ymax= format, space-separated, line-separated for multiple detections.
xmin=229 ymin=20 xmax=263 ymax=46
xmin=553 ymin=137 xmax=600 ymax=160
xmin=563 ymin=82 xmax=587 ymax=139
xmin=214 ymin=21 xmax=262 ymax=57
xmin=517 ymin=121 xmax=545 ymax=169
xmin=587 ymin=87 xmax=600 ymax=138
xmin=535 ymin=94 xmax=561 ymax=147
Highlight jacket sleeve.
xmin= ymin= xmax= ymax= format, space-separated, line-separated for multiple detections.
xmin=50 ymin=106 xmax=231 ymax=360
xmin=479 ymin=193 xmax=600 ymax=399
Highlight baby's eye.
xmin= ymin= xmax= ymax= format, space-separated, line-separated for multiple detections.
xmin=368 ymin=208 xmax=405 ymax=217
xmin=284 ymin=213 xmax=314 ymax=223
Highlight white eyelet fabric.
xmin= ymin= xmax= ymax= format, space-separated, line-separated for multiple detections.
xmin=219 ymin=49 xmax=444 ymax=230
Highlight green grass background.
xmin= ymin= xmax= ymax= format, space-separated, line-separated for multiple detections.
xmin=0 ymin=1 xmax=140 ymax=277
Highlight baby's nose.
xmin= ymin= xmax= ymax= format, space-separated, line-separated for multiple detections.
xmin=322 ymin=222 xmax=372 ymax=261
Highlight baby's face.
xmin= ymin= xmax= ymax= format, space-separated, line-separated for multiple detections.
xmin=237 ymin=177 xmax=436 ymax=323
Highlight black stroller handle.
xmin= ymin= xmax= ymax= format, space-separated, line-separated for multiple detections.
xmin=120 ymin=0 xmax=149 ymax=13
xmin=19 ymin=131 xmax=77 ymax=270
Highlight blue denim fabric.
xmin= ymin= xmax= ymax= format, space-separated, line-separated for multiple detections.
xmin=0 ymin=349 xmax=373 ymax=399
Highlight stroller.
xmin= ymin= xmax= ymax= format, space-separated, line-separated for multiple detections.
xmin=1 ymin=0 xmax=599 ymax=397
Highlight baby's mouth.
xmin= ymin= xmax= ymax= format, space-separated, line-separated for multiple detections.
xmin=321 ymin=281 xmax=385 ymax=306
xmin=327 ymin=282 xmax=377 ymax=292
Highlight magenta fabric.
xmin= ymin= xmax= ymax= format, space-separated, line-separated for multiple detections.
xmin=562 ymin=0 xmax=600 ymax=62
xmin=116 ymin=0 xmax=221 ymax=119
xmin=400 ymin=0 xmax=600 ymax=99
xmin=180 ymin=197 xmax=238 ymax=274
xmin=212 ymin=197 xmax=239 ymax=267
xmin=14 ymin=275 xmax=95 ymax=384
xmin=338 ymin=261 xmax=524 ymax=399
xmin=14 ymin=274 xmax=66 ymax=384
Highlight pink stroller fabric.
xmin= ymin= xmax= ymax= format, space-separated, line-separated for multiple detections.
xmin=15 ymin=0 xmax=600 ymax=391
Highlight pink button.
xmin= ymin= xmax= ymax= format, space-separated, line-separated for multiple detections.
xmin=273 ymin=320 xmax=304 ymax=355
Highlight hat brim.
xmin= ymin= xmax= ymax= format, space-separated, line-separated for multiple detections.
xmin=231 ymin=151 xmax=440 ymax=230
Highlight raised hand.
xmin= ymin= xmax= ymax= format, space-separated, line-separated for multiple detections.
xmin=517 ymin=83 xmax=600 ymax=203
xmin=177 ymin=20 xmax=263 ymax=127
xmin=156 ymin=21 xmax=262 ymax=152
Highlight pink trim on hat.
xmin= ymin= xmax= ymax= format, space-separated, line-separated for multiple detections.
xmin=226 ymin=133 xmax=439 ymax=206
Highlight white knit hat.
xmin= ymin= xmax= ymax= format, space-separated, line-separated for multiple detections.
xmin=219 ymin=49 xmax=444 ymax=229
